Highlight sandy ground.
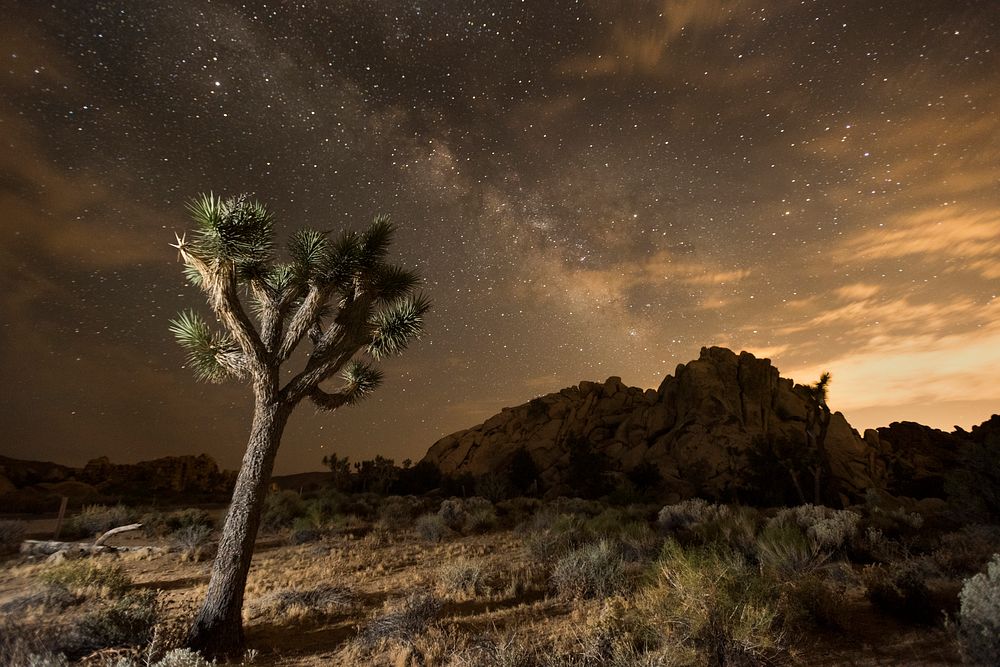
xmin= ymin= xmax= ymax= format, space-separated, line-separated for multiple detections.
xmin=0 ymin=521 xmax=964 ymax=666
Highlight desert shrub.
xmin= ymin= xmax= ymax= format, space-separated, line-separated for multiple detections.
xmin=613 ymin=520 xmax=662 ymax=562
xmin=40 ymin=560 xmax=131 ymax=598
xmin=437 ymin=558 xmax=490 ymax=598
xmin=63 ymin=505 xmax=137 ymax=540
xmin=549 ymin=496 xmax=605 ymax=517
xmin=495 ymin=497 xmax=542 ymax=527
xmin=775 ymin=505 xmax=860 ymax=552
xmin=463 ymin=504 xmax=499 ymax=534
xmin=251 ymin=585 xmax=351 ymax=621
xmin=494 ymin=562 xmax=549 ymax=599
xmin=415 ymin=513 xmax=451 ymax=543
xmin=261 ymin=490 xmax=307 ymax=532
xmin=693 ymin=505 xmax=761 ymax=556
xmin=933 ymin=525 xmax=1000 ymax=576
xmin=957 ymin=554 xmax=1000 ymax=665
xmin=631 ymin=540 xmax=782 ymax=666
xmin=864 ymin=560 xmax=938 ymax=624
xmin=475 ymin=472 xmax=511 ymax=503
xmin=438 ymin=496 xmax=496 ymax=535
xmin=551 ymin=539 xmax=626 ymax=599
xmin=755 ymin=520 xmax=827 ymax=579
xmin=362 ymin=593 xmax=442 ymax=645
xmin=171 ymin=524 xmax=212 ymax=562
xmin=656 ymin=498 xmax=726 ymax=535
xmin=447 ymin=634 xmax=536 ymax=667
xmin=0 ymin=519 xmax=26 ymax=555
xmin=0 ymin=618 xmax=70 ymax=666
xmin=778 ymin=575 xmax=843 ymax=630
xmin=439 ymin=498 xmax=469 ymax=531
xmin=287 ymin=517 xmax=321 ymax=545
xmin=365 ymin=519 xmax=392 ymax=547
xmin=0 ymin=585 xmax=79 ymax=613
xmin=68 ymin=589 xmax=159 ymax=657
xmin=378 ymin=495 xmax=420 ymax=532
xmin=524 ymin=512 xmax=588 ymax=561
xmin=142 ymin=508 xmax=213 ymax=537
xmin=864 ymin=504 xmax=925 ymax=539
xmin=151 ymin=648 xmax=214 ymax=667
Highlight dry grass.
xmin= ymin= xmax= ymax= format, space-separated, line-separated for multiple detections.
xmin=0 ymin=503 xmax=978 ymax=666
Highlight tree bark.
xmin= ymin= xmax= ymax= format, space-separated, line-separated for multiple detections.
xmin=188 ymin=398 xmax=291 ymax=659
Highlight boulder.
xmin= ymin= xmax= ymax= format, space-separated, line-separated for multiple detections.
xmin=422 ymin=346 xmax=899 ymax=504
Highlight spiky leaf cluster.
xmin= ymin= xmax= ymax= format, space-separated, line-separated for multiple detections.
xmin=368 ymin=294 xmax=432 ymax=359
xmin=342 ymin=360 xmax=384 ymax=403
xmin=188 ymin=193 xmax=273 ymax=264
xmin=169 ymin=310 xmax=244 ymax=382
xmin=172 ymin=194 xmax=429 ymax=410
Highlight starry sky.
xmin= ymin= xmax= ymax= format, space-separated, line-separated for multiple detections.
xmin=2 ymin=1 xmax=998 ymax=474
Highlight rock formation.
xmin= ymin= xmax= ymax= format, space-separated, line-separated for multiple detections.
xmin=423 ymin=346 xmax=988 ymax=506
xmin=0 ymin=454 xmax=236 ymax=512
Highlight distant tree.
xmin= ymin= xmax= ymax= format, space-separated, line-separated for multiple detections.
xmin=804 ymin=371 xmax=834 ymax=504
xmin=506 ymin=447 xmax=542 ymax=497
xmin=565 ymin=437 xmax=612 ymax=499
xmin=170 ymin=194 xmax=429 ymax=658
xmin=321 ymin=452 xmax=353 ymax=492
xmin=475 ymin=471 xmax=510 ymax=503
xmin=626 ymin=460 xmax=663 ymax=493
xmin=354 ymin=455 xmax=398 ymax=494
xmin=396 ymin=459 xmax=442 ymax=495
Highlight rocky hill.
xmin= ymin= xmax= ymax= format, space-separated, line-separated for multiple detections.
xmin=423 ymin=346 xmax=999 ymax=506
xmin=0 ymin=454 xmax=235 ymax=512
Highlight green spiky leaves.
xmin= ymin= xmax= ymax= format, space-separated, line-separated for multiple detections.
xmin=369 ymin=264 xmax=422 ymax=304
xmin=342 ymin=360 xmax=384 ymax=403
xmin=368 ymin=293 xmax=431 ymax=359
xmin=169 ymin=309 xmax=244 ymax=382
xmin=289 ymin=229 xmax=330 ymax=282
xmin=187 ymin=193 xmax=274 ymax=263
xmin=359 ymin=214 xmax=395 ymax=266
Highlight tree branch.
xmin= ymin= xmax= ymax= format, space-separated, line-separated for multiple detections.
xmin=178 ymin=247 xmax=269 ymax=377
xmin=276 ymin=284 xmax=327 ymax=362
xmin=307 ymin=386 xmax=351 ymax=411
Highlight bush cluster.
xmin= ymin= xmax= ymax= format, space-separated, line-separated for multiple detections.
xmin=957 ymin=554 xmax=1000 ymax=665
xmin=550 ymin=539 xmax=626 ymax=599
xmin=63 ymin=505 xmax=139 ymax=540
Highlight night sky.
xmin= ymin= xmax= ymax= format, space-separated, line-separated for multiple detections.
xmin=2 ymin=1 xmax=997 ymax=474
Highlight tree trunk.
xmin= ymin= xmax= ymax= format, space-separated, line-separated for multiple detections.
xmin=188 ymin=399 xmax=291 ymax=659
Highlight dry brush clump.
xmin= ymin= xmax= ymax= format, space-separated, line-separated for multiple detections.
xmin=437 ymin=558 xmax=492 ymax=598
xmin=627 ymin=540 xmax=784 ymax=666
xmin=63 ymin=505 xmax=140 ymax=540
xmin=415 ymin=512 xmax=452 ymax=543
xmin=171 ymin=524 xmax=214 ymax=562
xmin=250 ymin=584 xmax=352 ymax=622
xmin=40 ymin=560 xmax=132 ymax=599
xmin=863 ymin=558 xmax=940 ymax=625
xmin=0 ymin=519 xmax=26 ymax=555
xmin=361 ymin=592 xmax=443 ymax=646
xmin=956 ymin=553 xmax=1000 ymax=665
xmin=550 ymin=540 xmax=627 ymax=600
xmin=438 ymin=497 xmax=499 ymax=535
xmin=6 ymin=559 xmax=163 ymax=661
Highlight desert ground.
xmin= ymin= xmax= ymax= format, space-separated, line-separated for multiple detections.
xmin=2 ymin=491 xmax=995 ymax=667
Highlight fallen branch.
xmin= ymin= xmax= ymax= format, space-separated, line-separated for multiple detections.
xmin=93 ymin=522 xmax=143 ymax=546
xmin=20 ymin=522 xmax=146 ymax=556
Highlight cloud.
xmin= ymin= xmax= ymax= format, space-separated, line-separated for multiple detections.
xmin=785 ymin=298 xmax=1000 ymax=414
xmin=836 ymin=206 xmax=1000 ymax=279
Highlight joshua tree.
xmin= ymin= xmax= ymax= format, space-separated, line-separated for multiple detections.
xmin=804 ymin=371 xmax=833 ymax=504
xmin=169 ymin=194 xmax=429 ymax=657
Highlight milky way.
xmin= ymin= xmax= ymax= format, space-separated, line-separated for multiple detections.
xmin=1 ymin=1 xmax=997 ymax=473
